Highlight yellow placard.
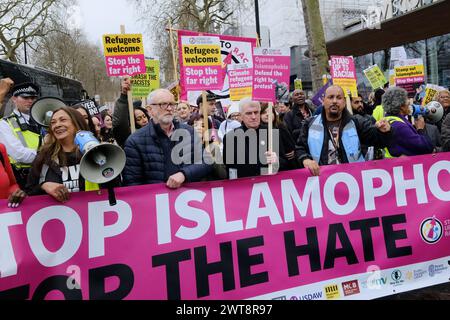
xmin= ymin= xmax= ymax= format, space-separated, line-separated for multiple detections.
xmin=333 ymin=78 xmax=358 ymax=97
xmin=131 ymin=60 xmax=160 ymax=98
xmin=103 ymin=34 xmax=144 ymax=56
xmin=363 ymin=65 xmax=387 ymax=89
xmin=182 ymin=45 xmax=221 ymax=66
xmin=230 ymin=87 xmax=252 ymax=101
xmin=394 ymin=65 xmax=425 ymax=78
xmin=294 ymin=79 xmax=303 ymax=91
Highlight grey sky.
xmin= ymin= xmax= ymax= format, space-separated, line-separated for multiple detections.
xmin=76 ymin=0 xmax=153 ymax=55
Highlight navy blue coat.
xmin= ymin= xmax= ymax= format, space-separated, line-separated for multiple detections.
xmin=123 ymin=120 xmax=212 ymax=186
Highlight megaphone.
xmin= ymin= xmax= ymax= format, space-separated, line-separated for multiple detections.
xmin=75 ymin=131 xmax=126 ymax=184
xmin=410 ymin=101 xmax=444 ymax=124
xmin=30 ymin=97 xmax=66 ymax=127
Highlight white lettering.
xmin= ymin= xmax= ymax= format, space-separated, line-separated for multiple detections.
xmin=212 ymin=187 xmax=243 ymax=234
xmin=246 ymin=182 xmax=282 ymax=229
xmin=324 ymin=173 xmax=360 ymax=215
xmin=428 ymin=160 xmax=450 ymax=201
xmin=156 ymin=194 xmax=171 ymax=245
xmin=88 ymin=200 xmax=132 ymax=258
xmin=26 ymin=206 xmax=82 ymax=267
xmin=362 ymin=169 xmax=392 ymax=211
xmin=0 ymin=212 xmax=23 ymax=278
xmin=175 ymin=190 xmax=210 ymax=241
xmin=393 ymin=164 xmax=428 ymax=206
xmin=281 ymin=177 xmax=323 ymax=221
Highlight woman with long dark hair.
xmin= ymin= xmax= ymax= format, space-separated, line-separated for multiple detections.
xmin=26 ymin=107 xmax=100 ymax=202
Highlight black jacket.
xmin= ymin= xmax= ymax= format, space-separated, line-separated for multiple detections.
xmin=296 ymin=109 xmax=392 ymax=165
xmin=283 ymin=103 xmax=316 ymax=142
xmin=112 ymin=94 xmax=132 ymax=148
xmin=122 ymin=120 xmax=212 ymax=186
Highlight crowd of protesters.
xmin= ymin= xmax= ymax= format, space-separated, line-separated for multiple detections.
xmin=0 ymin=75 xmax=449 ymax=208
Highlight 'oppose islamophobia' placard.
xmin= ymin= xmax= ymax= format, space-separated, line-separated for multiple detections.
xmin=0 ymin=154 xmax=449 ymax=300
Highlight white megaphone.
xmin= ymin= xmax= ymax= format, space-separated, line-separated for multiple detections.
xmin=30 ymin=97 xmax=67 ymax=127
xmin=75 ymin=131 xmax=126 ymax=205
xmin=75 ymin=131 xmax=126 ymax=184
xmin=410 ymin=101 xmax=444 ymax=124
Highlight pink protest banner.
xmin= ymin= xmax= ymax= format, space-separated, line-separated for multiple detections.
xmin=330 ymin=56 xmax=358 ymax=97
xmin=253 ymin=48 xmax=291 ymax=103
xmin=179 ymin=35 xmax=223 ymax=91
xmin=0 ymin=154 xmax=450 ymax=300
xmin=102 ymin=34 xmax=146 ymax=77
xmin=177 ymin=30 xmax=256 ymax=105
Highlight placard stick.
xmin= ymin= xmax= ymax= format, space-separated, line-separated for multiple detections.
xmin=255 ymin=35 xmax=274 ymax=174
xmin=121 ymin=25 xmax=136 ymax=133
xmin=268 ymin=101 xmax=273 ymax=175
xmin=346 ymin=90 xmax=353 ymax=115
xmin=202 ymin=91 xmax=210 ymax=150
xmin=168 ymin=20 xmax=180 ymax=102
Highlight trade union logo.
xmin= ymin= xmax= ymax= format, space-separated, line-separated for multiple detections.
xmin=428 ymin=264 xmax=448 ymax=277
xmin=420 ymin=216 xmax=443 ymax=244
xmin=390 ymin=269 xmax=405 ymax=286
xmin=391 ymin=269 xmax=402 ymax=281
xmin=324 ymin=284 xmax=340 ymax=300
xmin=342 ymin=280 xmax=360 ymax=296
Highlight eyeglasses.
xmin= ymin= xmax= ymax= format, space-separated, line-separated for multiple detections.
xmin=150 ymin=102 xmax=178 ymax=110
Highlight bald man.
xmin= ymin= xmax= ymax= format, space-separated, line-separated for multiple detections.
xmin=283 ymin=89 xmax=316 ymax=142
xmin=295 ymin=85 xmax=392 ymax=176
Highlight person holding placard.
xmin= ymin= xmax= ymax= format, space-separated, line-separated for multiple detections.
xmin=260 ymin=103 xmax=298 ymax=171
xmin=222 ymin=98 xmax=279 ymax=179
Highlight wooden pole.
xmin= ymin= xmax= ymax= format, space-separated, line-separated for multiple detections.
xmin=268 ymin=102 xmax=273 ymax=175
xmin=346 ymin=90 xmax=353 ymax=115
xmin=202 ymin=91 xmax=210 ymax=150
xmin=168 ymin=20 xmax=180 ymax=102
xmin=121 ymin=25 xmax=136 ymax=134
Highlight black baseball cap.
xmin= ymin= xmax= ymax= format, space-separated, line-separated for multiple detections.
xmin=196 ymin=93 xmax=217 ymax=107
xmin=12 ymin=82 xmax=40 ymax=98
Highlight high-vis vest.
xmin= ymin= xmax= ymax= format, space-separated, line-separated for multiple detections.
xmin=308 ymin=116 xmax=365 ymax=164
xmin=383 ymin=116 xmax=405 ymax=158
xmin=4 ymin=115 xmax=40 ymax=168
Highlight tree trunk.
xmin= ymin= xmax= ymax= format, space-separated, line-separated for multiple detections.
xmin=301 ymin=0 xmax=329 ymax=92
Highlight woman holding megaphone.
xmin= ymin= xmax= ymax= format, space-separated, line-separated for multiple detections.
xmin=25 ymin=107 xmax=101 ymax=202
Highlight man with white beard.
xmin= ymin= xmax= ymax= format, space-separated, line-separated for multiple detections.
xmin=122 ymin=89 xmax=212 ymax=188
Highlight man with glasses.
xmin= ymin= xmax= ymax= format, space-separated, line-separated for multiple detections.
xmin=0 ymin=81 xmax=41 ymax=188
xmin=122 ymin=89 xmax=212 ymax=188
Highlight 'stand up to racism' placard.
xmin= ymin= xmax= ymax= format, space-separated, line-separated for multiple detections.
xmin=103 ymin=34 xmax=146 ymax=77
xmin=180 ymin=36 xmax=223 ymax=91
xmin=330 ymin=56 xmax=358 ymax=97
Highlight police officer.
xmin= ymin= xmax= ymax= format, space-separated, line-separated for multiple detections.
xmin=0 ymin=82 xmax=41 ymax=188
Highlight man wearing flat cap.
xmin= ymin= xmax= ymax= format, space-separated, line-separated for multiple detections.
xmin=0 ymin=80 xmax=41 ymax=188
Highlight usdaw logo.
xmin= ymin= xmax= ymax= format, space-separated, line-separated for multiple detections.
xmin=324 ymin=284 xmax=340 ymax=300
